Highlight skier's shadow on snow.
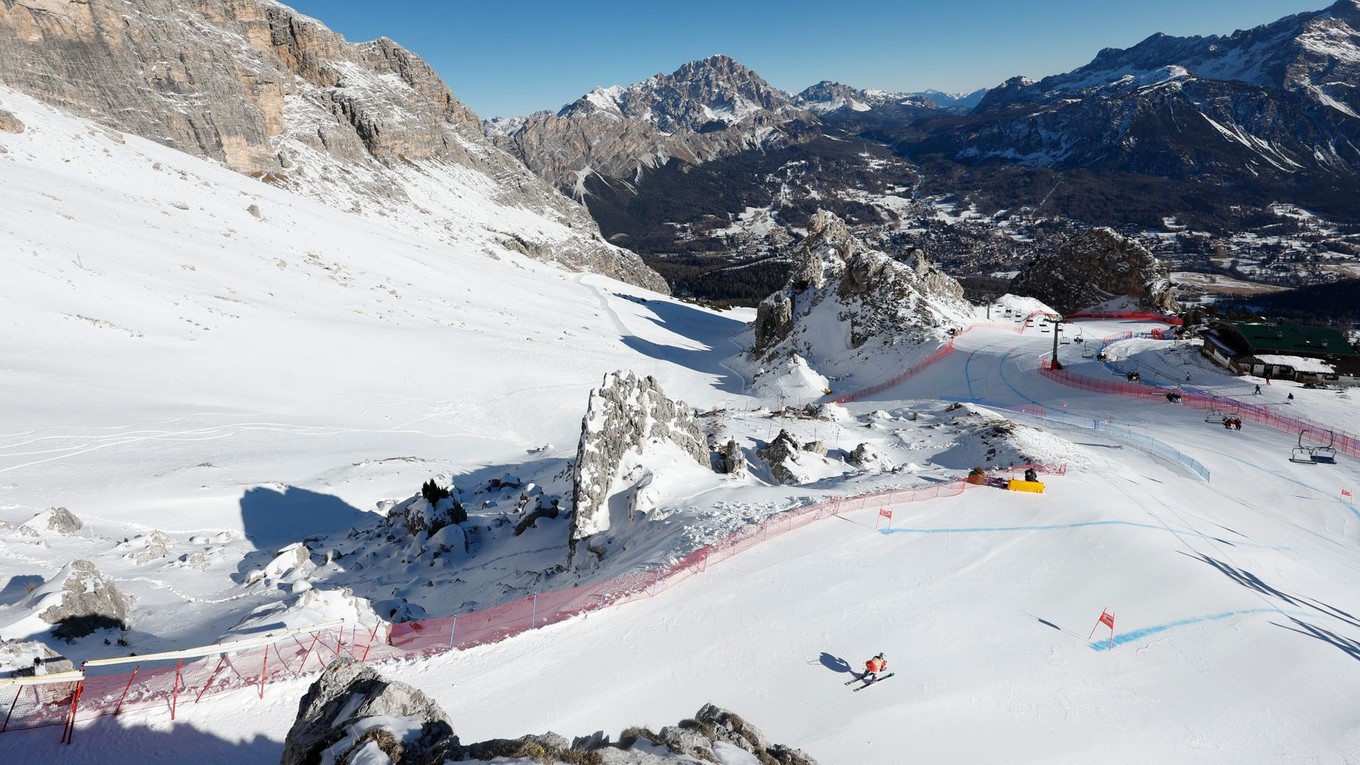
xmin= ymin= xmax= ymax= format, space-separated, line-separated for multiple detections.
xmin=819 ymin=652 xmax=853 ymax=675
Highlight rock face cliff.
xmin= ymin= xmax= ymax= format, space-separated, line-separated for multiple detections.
xmin=753 ymin=210 xmax=975 ymax=363
xmin=1009 ymin=227 xmax=1178 ymax=315
xmin=0 ymin=0 xmax=665 ymax=291
xmin=570 ymin=371 xmax=708 ymax=547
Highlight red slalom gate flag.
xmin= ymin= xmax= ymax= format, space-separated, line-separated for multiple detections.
xmin=1344 ymin=488 xmax=1353 ymax=500
xmin=879 ymin=508 xmax=893 ymax=519
xmin=1099 ymin=611 xmax=1115 ymax=629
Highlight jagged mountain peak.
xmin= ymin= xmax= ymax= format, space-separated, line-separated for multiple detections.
xmin=561 ymin=53 xmax=796 ymax=134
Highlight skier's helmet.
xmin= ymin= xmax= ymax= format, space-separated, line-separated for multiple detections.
xmin=876 ymin=652 xmax=886 ymax=660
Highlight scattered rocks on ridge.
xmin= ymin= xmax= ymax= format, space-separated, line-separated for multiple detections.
xmin=283 ymin=660 xmax=820 ymax=764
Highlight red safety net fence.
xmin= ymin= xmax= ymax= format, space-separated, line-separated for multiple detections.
xmin=1 ymin=621 xmax=383 ymax=742
xmin=831 ymin=314 xmax=1049 ymax=404
xmin=4 ymin=462 xmax=1086 ymax=742
xmin=1040 ymin=363 xmax=1360 ymax=460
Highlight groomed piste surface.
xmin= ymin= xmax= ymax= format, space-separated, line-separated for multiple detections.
xmin=2 ymin=87 xmax=1358 ymax=764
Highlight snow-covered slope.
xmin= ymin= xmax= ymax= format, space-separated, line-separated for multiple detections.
xmin=2 ymin=74 xmax=1360 ymax=765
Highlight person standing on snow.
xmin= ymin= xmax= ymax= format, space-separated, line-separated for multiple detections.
xmin=862 ymin=653 xmax=888 ymax=683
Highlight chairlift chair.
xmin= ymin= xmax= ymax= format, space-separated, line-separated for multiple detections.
xmin=1311 ymin=431 xmax=1338 ymax=464
xmin=1204 ymin=407 xmax=1221 ymax=424
xmin=1290 ymin=430 xmax=1318 ymax=465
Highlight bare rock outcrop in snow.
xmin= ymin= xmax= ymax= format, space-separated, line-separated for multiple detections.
xmin=758 ymin=429 xmax=807 ymax=485
xmin=37 ymin=560 xmax=133 ymax=639
xmin=0 ymin=0 xmax=666 ymax=291
xmin=716 ymin=439 xmax=747 ymax=476
xmin=0 ymin=640 xmax=73 ymax=677
xmin=0 ymin=108 xmax=23 ymax=133
xmin=849 ymin=442 xmax=894 ymax=472
xmin=284 ymin=660 xmax=819 ymax=764
xmin=753 ymin=210 xmax=974 ymax=362
xmin=570 ymin=371 xmax=708 ymax=545
xmin=20 ymin=506 xmax=83 ymax=536
xmin=280 ymin=658 xmax=459 ymax=765
xmin=1009 ymin=227 xmax=1178 ymax=315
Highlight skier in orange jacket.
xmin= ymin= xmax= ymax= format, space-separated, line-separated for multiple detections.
xmin=863 ymin=652 xmax=888 ymax=683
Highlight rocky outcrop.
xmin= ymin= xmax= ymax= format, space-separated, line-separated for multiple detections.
xmin=390 ymin=493 xmax=467 ymax=538
xmin=491 ymin=54 xmax=817 ymax=194
xmin=716 ymin=439 xmax=747 ymax=476
xmin=1009 ymin=227 xmax=1177 ymax=315
xmin=284 ymin=661 xmax=819 ymax=764
xmin=22 ymin=506 xmax=83 ymax=535
xmin=38 ymin=560 xmax=133 ymax=639
xmin=280 ymin=658 xmax=458 ymax=765
xmin=0 ymin=108 xmax=22 ymax=133
xmin=849 ymin=442 xmax=893 ymax=471
xmin=0 ymin=640 xmax=74 ymax=678
xmin=0 ymin=0 xmax=666 ymax=291
xmin=570 ymin=371 xmax=707 ymax=543
xmin=757 ymin=430 xmax=806 ymax=485
xmin=753 ymin=210 xmax=975 ymax=361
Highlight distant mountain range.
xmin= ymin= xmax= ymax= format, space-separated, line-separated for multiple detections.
xmin=488 ymin=0 xmax=1360 ymax=306
xmin=4 ymin=0 xmax=1357 ymax=311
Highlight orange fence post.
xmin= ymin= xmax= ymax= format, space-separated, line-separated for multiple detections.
xmin=170 ymin=658 xmax=183 ymax=720
xmin=195 ymin=655 xmax=227 ymax=705
xmin=258 ymin=646 xmax=268 ymax=699
xmin=60 ymin=681 xmax=83 ymax=745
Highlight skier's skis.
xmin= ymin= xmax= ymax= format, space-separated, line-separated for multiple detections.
xmin=852 ymin=672 xmax=895 ymax=691
xmin=844 ymin=674 xmax=865 ymax=686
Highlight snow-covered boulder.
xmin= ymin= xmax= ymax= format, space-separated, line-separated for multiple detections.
xmin=17 ymin=506 xmax=83 ymax=536
xmin=33 ymin=560 xmax=133 ymax=639
xmin=118 ymin=530 xmax=174 ymax=565
xmin=0 ymin=639 xmax=72 ymax=677
xmin=849 ymin=442 xmax=894 ymax=471
xmin=280 ymin=658 xmax=459 ymax=765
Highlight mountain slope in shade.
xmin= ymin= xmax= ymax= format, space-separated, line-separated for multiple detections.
xmin=0 ymin=0 xmax=664 ymax=290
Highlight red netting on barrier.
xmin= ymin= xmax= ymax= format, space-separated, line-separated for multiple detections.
xmin=3 ymin=624 xmax=374 ymax=737
xmin=1040 ymin=367 xmax=1359 ymax=459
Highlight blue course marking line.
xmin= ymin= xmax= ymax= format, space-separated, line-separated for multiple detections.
xmin=1213 ymin=451 xmax=1360 ymax=524
xmin=1087 ymin=608 xmax=1307 ymax=652
xmin=878 ymin=520 xmax=1278 ymax=548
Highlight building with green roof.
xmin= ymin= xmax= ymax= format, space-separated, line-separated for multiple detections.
xmin=1201 ymin=321 xmax=1360 ymax=384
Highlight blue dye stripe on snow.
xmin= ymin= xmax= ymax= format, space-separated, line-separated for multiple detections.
xmin=880 ymin=519 xmax=1271 ymax=547
xmin=1088 ymin=608 xmax=1299 ymax=652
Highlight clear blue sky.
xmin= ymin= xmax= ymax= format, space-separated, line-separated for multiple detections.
xmin=282 ymin=0 xmax=1329 ymax=119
